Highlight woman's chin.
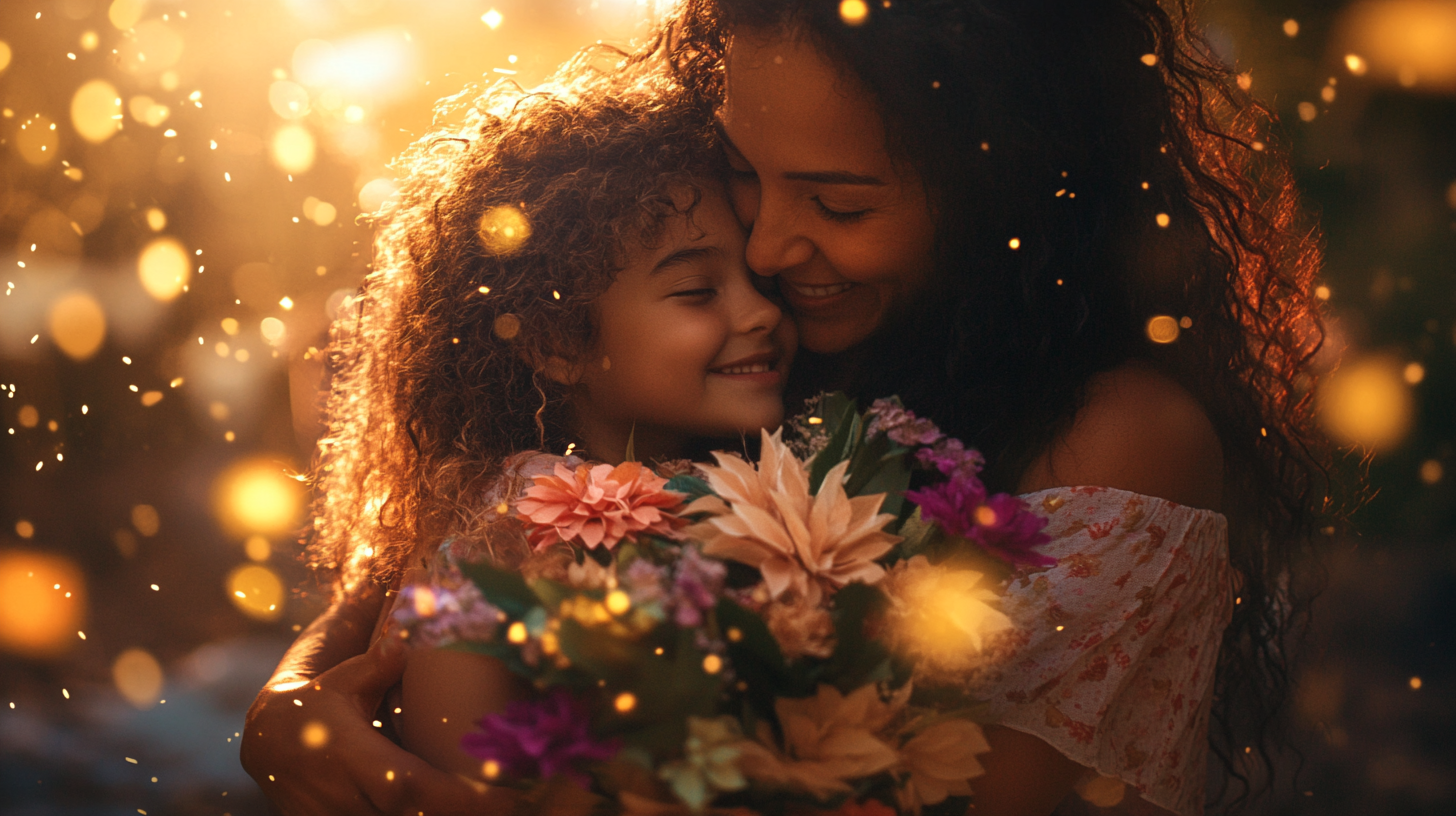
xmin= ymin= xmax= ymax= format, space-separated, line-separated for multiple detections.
xmin=794 ymin=318 xmax=878 ymax=356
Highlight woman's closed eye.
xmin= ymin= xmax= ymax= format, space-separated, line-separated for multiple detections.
xmin=812 ymin=196 xmax=871 ymax=223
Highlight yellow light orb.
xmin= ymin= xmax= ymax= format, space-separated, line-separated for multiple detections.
xmin=137 ymin=238 xmax=191 ymax=301
xmin=260 ymin=317 xmax=287 ymax=346
xmin=108 ymin=0 xmax=146 ymax=30
xmin=131 ymin=504 xmax=160 ymax=537
xmin=112 ymin=648 xmax=164 ymax=709
xmin=1145 ymin=315 xmax=1180 ymax=344
xmin=300 ymin=720 xmax=330 ymax=748
xmin=839 ymin=0 xmax=869 ymax=26
xmin=47 ymin=290 xmax=107 ymax=361
xmin=702 ymin=654 xmax=723 ymax=675
xmin=271 ymin=125 xmax=316 ymax=174
xmin=214 ymin=459 xmax=305 ymax=536
xmin=507 ymin=621 xmax=528 ymax=644
xmin=227 ymin=564 xmax=285 ymax=621
xmin=482 ymin=9 xmax=504 ymax=29
xmin=1345 ymin=54 xmax=1368 ymax=76
xmin=613 ymin=692 xmax=637 ymax=713
xmin=80 ymin=31 xmax=100 ymax=52
xmin=268 ymin=80 xmax=311 ymax=120
xmin=0 ymin=41 xmax=11 ymax=73
xmin=1403 ymin=362 xmax=1425 ymax=384
xmin=16 ymin=115 xmax=60 ymax=166
xmin=1319 ymin=355 xmax=1413 ymax=452
xmin=604 ymin=590 xmax=631 ymax=616
xmin=72 ymin=79 xmax=122 ymax=144
xmin=145 ymin=207 xmax=167 ymax=231
xmin=477 ymin=205 xmax=532 ymax=255
xmin=245 ymin=535 xmax=272 ymax=562
xmin=0 ymin=550 xmax=85 ymax=658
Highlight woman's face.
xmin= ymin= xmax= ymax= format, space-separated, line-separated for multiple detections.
xmin=720 ymin=26 xmax=938 ymax=354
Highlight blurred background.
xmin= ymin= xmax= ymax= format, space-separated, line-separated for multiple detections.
xmin=0 ymin=0 xmax=1451 ymax=813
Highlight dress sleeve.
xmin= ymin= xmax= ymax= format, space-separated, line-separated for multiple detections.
xmin=971 ymin=487 xmax=1232 ymax=816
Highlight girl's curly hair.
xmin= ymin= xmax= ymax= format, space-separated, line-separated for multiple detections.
xmin=308 ymin=54 xmax=719 ymax=591
xmin=660 ymin=0 xmax=1329 ymax=808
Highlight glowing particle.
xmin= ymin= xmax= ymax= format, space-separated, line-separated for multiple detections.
xmin=1155 ymin=213 xmax=1171 ymax=228
xmin=1298 ymin=102 xmax=1317 ymax=122
xmin=1420 ymin=460 xmax=1443 ymax=484
xmin=137 ymin=238 xmax=191 ymax=302
xmin=71 ymin=80 xmax=122 ymax=144
xmin=81 ymin=405 xmax=88 ymax=414
xmin=0 ymin=42 xmax=10 ymax=73
xmin=482 ymin=759 xmax=501 ymax=778
xmin=1140 ymin=53 xmax=1158 ymax=66
xmin=140 ymin=391 xmax=163 ymax=407
xmin=1403 ymin=362 xmax=1425 ymax=385
xmin=482 ymin=9 xmax=503 ymax=29
xmin=507 ymin=621 xmax=528 ymax=644
xmin=279 ymin=296 xmax=294 ymax=310
xmin=1410 ymin=677 xmax=1422 ymax=690
xmin=702 ymin=654 xmax=723 ymax=674
xmin=300 ymin=721 xmax=329 ymax=748
xmin=48 ymin=291 xmax=107 ymax=361
xmin=1146 ymin=315 xmax=1180 ymax=344
xmin=385 ymin=770 xmax=395 ymax=781
xmin=478 ymin=286 xmax=491 ymax=294
xmin=604 ymin=590 xmax=631 ymax=616
xmin=81 ymin=31 xmax=99 ymax=51
xmin=372 ymin=720 xmax=382 ymax=728
xmin=1319 ymin=355 xmax=1413 ymax=451
xmin=150 ymin=584 xmax=159 ymax=591
xmin=15 ymin=520 xmax=34 ymax=538
xmin=271 ymin=125 xmax=315 ymax=174
xmin=162 ymin=129 xmax=176 ymax=138
xmin=1008 ymin=237 xmax=1021 ymax=250
xmin=1315 ymin=285 xmax=1331 ymax=300
xmin=1321 ymin=86 xmax=1336 ymax=103
xmin=839 ymin=0 xmax=869 ymax=25
xmin=226 ymin=565 xmax=285 ymax=621
xmin=612 ymin=692 xmax=638 ymax=713
xmin=62 ymin=688 xmax=70 ymax=699
xmin=1345 ymin=54 xmax=1367 ymax=76
xmin=1283 ymin=19 xmax=1299 ymax=37
xmin=492 ymin=314 xmax=521 ymax=340
xmin=113 ymin=648 xmax=163 ymax=709
xmin=477 ymin=205 xmax=532 ymax=255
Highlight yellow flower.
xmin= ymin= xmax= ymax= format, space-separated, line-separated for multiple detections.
xmin=879 ymin=555 xmax=1012 ymax=674
xmin=896 ymin=718 xmax=990 ymax=813
xmin=735 ymin=684 xmax=903 ymax=799
xmin=687 ymin=429 xmax=900 ymax=605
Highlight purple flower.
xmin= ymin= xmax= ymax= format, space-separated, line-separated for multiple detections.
xmin=460 ymin=689 xmax=620 ymax=788
xmin=392 ymin=583 xmax=502 ymax=648
xmin=915 ymin=438 xmax=985 ymax=480
xmin=622 ymin=558 xmax=670 ymax=609
xmin=669 ymin=546 xmax=727 ymax=627
xmin=905 ymin=476 xmax=1055 ymax=568
xmin=866 ymin=399 xmax=945 ymax=446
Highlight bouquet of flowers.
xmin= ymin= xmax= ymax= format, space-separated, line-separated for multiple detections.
xmin=391 ymin=395 xmax=1054 ymax=815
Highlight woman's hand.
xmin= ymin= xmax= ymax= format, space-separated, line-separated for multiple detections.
xmin=241 ymin=586 xmax=515 ymax=814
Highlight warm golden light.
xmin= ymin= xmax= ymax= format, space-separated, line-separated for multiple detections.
xmin=16 ymin=116 xmax=60 ymax=166
xmin=48 ymin=290 xmax=107 ymax=361
xmin=227 ymin=564 xmax=285 ymax=621
xmin=137 ymin=238 xmax=191 ymax=301
xmin=271 ymin=125 xmax=316 ymax=174
xmin=261 ymin=317 xmax=287 ymax=345
xmin=1346 ymin=54 xmax=1368 ymax=76
xmin=1319 ymin=355 xmax=1414 ymax=452
xmin=109 ymin=0 xmax=145 ymax=30
xmin=71 ymin=80 xmax=122 ymax=144
xmin=1146 ymin=315 xmax=1180 ymax=344
xmin=507 ymin=621 xmax=528 ymax=644
xmin=614 ymin=692 xmax=637 ymax=713
xmin=1336 ymin=1 xmax=1456 ymax=89
xmin=128 ymin=95 xmax=171 ymax=127
xmin=482 ymin=9 xmax=504 ymax=29
xmin=0 ymin=41 xmax=10 ymax=73
xmin=268 ymin=80 xmax=311 ymax=120
xmin=132 ymin=504 xmax=160 ymax=536
xmin=1283 ymin=19 xmax=1300 ymax=37
xmin=493 ymin=314 xmax=521 ymax=340
xmin=839 ymin=0 xmax=869 ymax=26
xmin=245 ymin=535 xmax=272 ymax=562
xmin=214 ymin=459 xmax=305 ymax=536
xmin=1419 ymin=460 xmax=1443 ymax=484
xmin=702 ymin=654 xmax=723 ymax=674
xmin=604 ymin=590 xmax=631 ymax=616
xmin=300 ymin=720 xmax=330 ymax=748
xmin=1403 ymin=362 xmax=1425 ymax=384
xmin=0 ymin=550 xmax=85 ymax=658
xmin=145 ymin=207 xmax=167 ymax=231
xmin=477 ymin=205 xmax=532 ymax=255
xmin=112 ymin=648 xmax=164 ymax=709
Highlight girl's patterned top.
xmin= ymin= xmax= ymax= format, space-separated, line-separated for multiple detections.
xmin=972 ymin=486 xmax=1232 ymax=816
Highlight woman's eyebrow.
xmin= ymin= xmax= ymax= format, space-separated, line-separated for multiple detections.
xmin=714 ymin=121 xmax=884 ymax=186
xmin=651 ymin=246 xmax=719 ymax=275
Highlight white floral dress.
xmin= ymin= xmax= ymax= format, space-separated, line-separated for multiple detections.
xmin=973 ymin=486 xmax=1232 ymax=816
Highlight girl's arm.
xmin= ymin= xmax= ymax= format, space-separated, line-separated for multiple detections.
xmin=399 ymin=648 xmax=530 ymax=777
xmin=969 ymin=363 xmax=1217 ymax=816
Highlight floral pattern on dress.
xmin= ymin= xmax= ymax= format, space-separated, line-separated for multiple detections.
xmin=971 ymin=486 xmax=1231 ymax=816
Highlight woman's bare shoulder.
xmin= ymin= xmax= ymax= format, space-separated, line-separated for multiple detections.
xmin=1018 ymin=362 xmax=1224 ymax=512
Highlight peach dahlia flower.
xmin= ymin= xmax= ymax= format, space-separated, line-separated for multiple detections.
xmin=517 ymin=461 xmax=684 ymax=552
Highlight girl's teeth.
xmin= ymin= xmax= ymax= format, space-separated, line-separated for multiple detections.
xmin=792 ymin=282 xmax=855 ymax=297
xmin=718 ymin=363 xmax=772 ymax=375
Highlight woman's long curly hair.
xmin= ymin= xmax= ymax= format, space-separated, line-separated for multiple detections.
xmin=661 ymin=0 xmax=1329 ymax=808
xmin=309 ymin=55 xmax=719 ymax=591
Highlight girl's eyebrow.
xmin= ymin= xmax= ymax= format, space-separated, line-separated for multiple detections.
xmin=715 ymin=120 xmax=886 ymax=187
xmin=652 ymin=245 xmax=719 ymax=275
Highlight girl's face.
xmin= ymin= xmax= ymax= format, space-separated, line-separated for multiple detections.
xmin=720 ymin=27 xmax=938 ymax=355
xmin=572 ymin=183 xmax=796 ymax=463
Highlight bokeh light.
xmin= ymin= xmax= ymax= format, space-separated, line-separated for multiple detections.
xmin=226 ymin=564 xmax=285 ymax=621
xmin=300 ymin=720 xmax=330 ymax=748
xmin=213 ymin=458 xmax=304 ymax=537
xmin=47 ymin=290 xmax=108 ymax=361
xmin=0 ymin=41 xmax=11 ymax=73
xmin=131 ymin=504 xmax=160 ymax=537
xmin=1319 ymin=355 xmax=1415 ymax=452
xmin=1146 ymin=315 xmax=1181 ymax=344
xmin=112 ymin=648 xmax=164 ymax=710
xmin=1336 ymin=1 xmax=1456 ymax=90
xmin=108 ymin=0 xmax=146 ymax=30
xmin=477 ymin=204 xmax=532 ymax=255
xmin=357 ymin=177 xmax=398 ymax=214
xmin=0 ymin=550 xmax=86 ymax=659
xmin=137 ymin=238 xmax=191 ymax=301
xmin=268 ymin=80 xmax=311 ymax=120
xmin=15 ymin=115 xmax=61 ymax=166
xmin=70 ymin=79 xmax=122 ymax=144
xmin=270 ymin=125 xmax=317 ymax=174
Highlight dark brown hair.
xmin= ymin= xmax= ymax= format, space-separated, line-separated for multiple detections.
xmin=661 ymin=0 xmax=1329 ymax=808
xmin=309 ymin=54 xmax=719 ymax=590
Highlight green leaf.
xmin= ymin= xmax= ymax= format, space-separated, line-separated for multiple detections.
xmin=716 ymin=599 xmax=811 ymax=719
xmin=460 ymin=560 xmax=542 ymax=619
xmin=664 ymin=474 xmax=714 ymax=502
xmin=808 ymin=398 xmax=862 ymax=494
xmin=821 ymin=582 xmax=893 ymax=694
xmin=624 ymin=422 xmax=637 ymax=463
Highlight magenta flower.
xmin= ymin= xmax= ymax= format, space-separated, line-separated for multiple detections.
xmin=915 ymin=437 xmax=985 ymax=480
xmin=905 ymin=476 xmax=1055 ymax=568
xmin=460 ymin=689 xmax=620 ymax=788
xmin=669 ymin=546 xmax=727 ymax=627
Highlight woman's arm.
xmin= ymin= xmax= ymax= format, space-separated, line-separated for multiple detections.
xmin=241 ymin=584 xmax=511 ymax=815
xmin=400 ymin=648 xmax=530 ymax=777
xmin=965 ymin=363 xmax=1219 ymax=816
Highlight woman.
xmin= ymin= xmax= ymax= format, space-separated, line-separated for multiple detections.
xmin=242 ymin=1 xmax=1326 ymax=813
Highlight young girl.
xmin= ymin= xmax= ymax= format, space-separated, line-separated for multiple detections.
xmin=313 ymin=59 xmax=794 ymax=781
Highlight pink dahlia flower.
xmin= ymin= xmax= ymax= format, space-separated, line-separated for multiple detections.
xmin=517 ymin=461 xmax=685 ymax=552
